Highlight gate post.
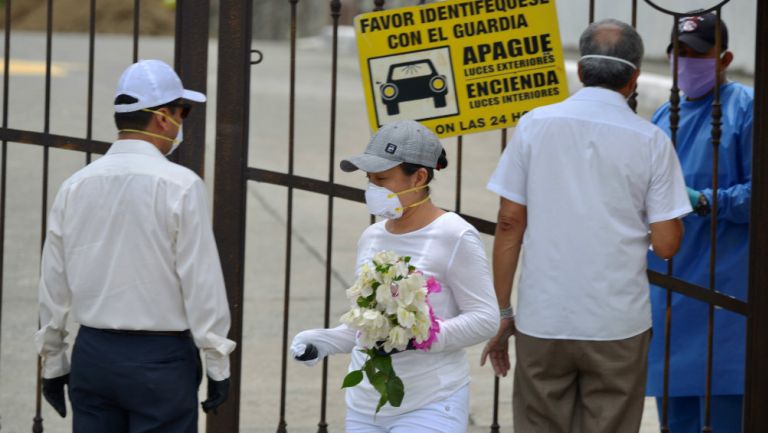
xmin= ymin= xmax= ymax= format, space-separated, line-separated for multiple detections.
xmin=208 ymin=0 xmax=252 ymax=431
xmin=173 ymin=0 xmax=210 ymax=177
xmin=744 ymin=1 xmax=768 ymax=432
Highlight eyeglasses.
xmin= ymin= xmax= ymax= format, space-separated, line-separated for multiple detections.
xmin=167 ymin=102 xmax=192 ymax=119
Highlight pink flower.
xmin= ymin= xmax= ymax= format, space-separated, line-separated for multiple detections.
xmin=413 ymin=277 xmax=442 ymax=351
xmin=426 ymin=277 xmax=441 ymax=294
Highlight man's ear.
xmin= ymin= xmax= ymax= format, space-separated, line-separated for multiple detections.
xmin=721 ymin=51 xmax=734 ymax=70
xmin=577 ymin=62 xmax=583 ymax=83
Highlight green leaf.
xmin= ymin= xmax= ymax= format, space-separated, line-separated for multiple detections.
xmin=341 ymin=370 xmax=364 ymax=388
xmin=370 ymin=371 xmax=389 ymax=395
xmin=408 ymin=265 xmax=416 ymax=272
xmin=387 ymin=376 xmax=405 ymax=407
xmin=375 ymin=392 xmax=389 ymax=414
xmin=363 ymin=359 xmax=376 ymax=383
xmin=372 ymin=281 xmax=380 ymax=290
xmin=372 ymin=353 xmax=393 ymax=374
xmin=403 ymin=256 xmax=411 ymax=262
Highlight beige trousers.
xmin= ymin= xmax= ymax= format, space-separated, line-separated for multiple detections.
xmin=513 ymin=329 xmax=651 ymax=433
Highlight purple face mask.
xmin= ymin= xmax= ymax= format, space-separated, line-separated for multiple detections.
xmin=670 ymin=56 xmax=718 ymax=99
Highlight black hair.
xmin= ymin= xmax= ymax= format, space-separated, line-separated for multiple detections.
xmin=400 ymin=149 xmax=449 ymax=194
xmin=114 ymin=95 xmax=182 ymax=131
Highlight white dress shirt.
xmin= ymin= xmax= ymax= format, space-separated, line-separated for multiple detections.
xmin=302 ymin=212 xmax=499 ymax=416
xmin=487 ymin=87 xmax=691 ymax=341
xmin=35 ymin=139 xmax=235 ymax=380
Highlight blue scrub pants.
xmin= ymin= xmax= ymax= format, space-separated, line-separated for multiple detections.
xmin=69 ymin=326 xmax=202 ymax=433
xmin=655 ymin=395 xmax=743 ymax=433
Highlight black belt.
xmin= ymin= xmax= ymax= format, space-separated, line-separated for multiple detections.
xmin=84 ymin=326 xmax=191 ymax=337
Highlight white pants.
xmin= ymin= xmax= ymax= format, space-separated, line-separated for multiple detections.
xmin=345 ymin=384 xmax=470 ymax=433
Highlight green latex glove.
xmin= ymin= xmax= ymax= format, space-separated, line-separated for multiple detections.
xmin=687 ymin=187 xmax=702 ymax=208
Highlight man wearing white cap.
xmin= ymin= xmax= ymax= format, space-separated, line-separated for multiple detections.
xmin=35 ymin=59 xmax=235 ymax=433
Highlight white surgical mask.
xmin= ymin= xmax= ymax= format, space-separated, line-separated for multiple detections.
xmin=166 ymin=124 xmax=183 ymax=155
xmin=365 ymin=182 xmax=429 ymax=219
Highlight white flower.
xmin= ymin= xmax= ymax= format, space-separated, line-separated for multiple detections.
xmin=340 ymin=307 xmax=364 ymax=327
xmin=375 ymin=281 xmax=398 ymax=315
xmin=384 ymin=326 xmax=409 ymax=353
xmin=362 ymin=309 xmax=389 ymax=333
xmin=396 ymin=307 xmax=416 ymax=329
xmin=373 ymin=251 xmax=398 ymax=265
xmin=394 ymin=260 xmax=410 ymax=278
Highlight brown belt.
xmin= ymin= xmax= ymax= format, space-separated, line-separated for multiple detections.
xmin=84 ymin=326 xmax=191 ymax=337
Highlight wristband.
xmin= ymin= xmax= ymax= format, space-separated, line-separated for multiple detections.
xmin=500 ymin=306 xmax=515 ymax=319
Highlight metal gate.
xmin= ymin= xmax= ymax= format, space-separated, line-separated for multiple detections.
xmin=0 ymin=0 xmax=764 ymax=432
xmin=0 ymin=1 xmax=210 ymax=431
xmin=210 ymin=1 xmax=768 ymax=432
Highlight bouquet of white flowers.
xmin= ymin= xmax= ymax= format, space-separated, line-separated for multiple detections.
xmin=339 ymin=250 xmax=441 ymax=414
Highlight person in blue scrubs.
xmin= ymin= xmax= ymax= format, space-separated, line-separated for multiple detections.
xmin=647 ymin=11 xmax=753 ymax=433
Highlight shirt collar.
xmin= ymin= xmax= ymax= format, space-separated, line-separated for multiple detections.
xmin=106 ymin=139 xmax=167 ymax=159
xmin=571 ymin=86 xmax=632 ymax=110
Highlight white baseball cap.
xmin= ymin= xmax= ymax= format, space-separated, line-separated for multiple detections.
xmin=114 ymin=59 xmax=206 ymax=113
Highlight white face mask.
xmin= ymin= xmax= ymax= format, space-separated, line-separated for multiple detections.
xmin=165 ymin=124 xmax=183 ymax=156
xmin=364 ymin=182 xmax=429 ymax=219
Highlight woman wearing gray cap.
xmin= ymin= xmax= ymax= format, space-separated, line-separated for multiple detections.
xmin=290 ymin=120 xmax=499 ymax=432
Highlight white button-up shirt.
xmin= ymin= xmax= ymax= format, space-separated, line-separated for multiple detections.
xmin=487 ymin=87 xmax=691 ymax=340
xmin=35 ymin=139 xmax=235 ymax=380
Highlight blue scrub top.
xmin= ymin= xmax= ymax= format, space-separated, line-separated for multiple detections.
xmin=647 ymin=82 xmax=753 ymax=397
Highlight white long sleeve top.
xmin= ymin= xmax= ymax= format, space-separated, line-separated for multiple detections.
xmin=35 ymin=139 xmax=236 ymax=380
xmin=312 ymin=212 xmax=499 ymax=416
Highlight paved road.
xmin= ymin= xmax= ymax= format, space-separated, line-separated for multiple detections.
xmin=0 ymin=30 xmax=706 ymax=432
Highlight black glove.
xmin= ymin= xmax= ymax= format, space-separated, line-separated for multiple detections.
xmin=42 ymin=374 xmax=69 ymax=418
xmin=295 ymin=343 xmax=318 ymax=361
xmin=201 ymin=376 xmax=230 ymax=413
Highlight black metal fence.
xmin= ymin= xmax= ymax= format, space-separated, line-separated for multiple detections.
xmin=211 ymin=1 xmax=768 ymax=432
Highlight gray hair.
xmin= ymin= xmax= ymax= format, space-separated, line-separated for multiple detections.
xmin=579 ymin=19 xmax=644 ymax=90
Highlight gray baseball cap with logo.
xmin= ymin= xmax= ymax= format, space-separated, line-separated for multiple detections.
xmin=340 ymin=120 xmax=443 ymax=173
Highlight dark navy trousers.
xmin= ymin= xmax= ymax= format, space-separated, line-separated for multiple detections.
xmin=69 ymin=326 xmax=202 ymax=433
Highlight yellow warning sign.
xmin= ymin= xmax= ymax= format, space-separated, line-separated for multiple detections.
xmin=355 ymin=0 xmax=568 ymax=138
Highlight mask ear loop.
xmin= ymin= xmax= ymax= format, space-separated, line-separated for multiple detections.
xmin=391 ymin=184 xmax=430 ymax=214
xmin=119 ymin=108 xmax=181 ymax=144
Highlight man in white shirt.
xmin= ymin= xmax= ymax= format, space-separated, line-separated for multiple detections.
xmin=481 ymin=19 xmax=691 ymax=433
xmin=35 ymin=59 xmax=236 ymax=433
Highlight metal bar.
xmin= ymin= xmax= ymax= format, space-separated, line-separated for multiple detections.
xmin=278 ymin=1 xmax=299 ymax=432
xmin=648 ymin=272 xmax=747 ymax=316
xmin=661 ymin=14 xmax=682 ymax=433
xmin=173 ymin=0 xmax=210 ymax=177
xmin=318 ymin=1 xmax=342 ymax=432
xmin=0 ymin=0 xmax=9 ymax=427
xmin=589 ymin=0 xmax=595 ymax=23
xmin=0 ymin=129 xmax=111 ymax=154
xmin=455 ymin=136 xmax=462 ymax=213
xmin=33 ymin=1 xmax=55 ymax=431
xmin=490 ymin=128 xmax=507 ymax=433
xmin=86 ymin=0 xmax=96 ymax=164
xmin=133 ymin=0 xmax=140 ymax=62
xmin=744 ymin=1 xmax=768 ymax=431
xmin=631 ymin=0 xmax=637 ymax=27
xmin=208 ymin=0 xmax=253 ymax=430
xmin=702 ymin=8 xmax=725 ymax=433
xmin=374 ymin=0 xmax=385 ymax=12
xmin=248 ymin=168 xmax=364 ymax=203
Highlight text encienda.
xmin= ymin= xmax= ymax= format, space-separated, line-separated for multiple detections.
xmin=359 ymin=0 xmax=549 ymax=33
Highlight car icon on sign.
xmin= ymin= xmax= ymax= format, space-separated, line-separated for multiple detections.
xmin=379 ymin=59 xmax=448 ymax=116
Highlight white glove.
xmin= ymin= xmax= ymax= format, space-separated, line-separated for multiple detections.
xmin=290 ymin=330 xmax=329 ymax=367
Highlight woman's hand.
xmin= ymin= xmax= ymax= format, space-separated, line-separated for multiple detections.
xmin=480 ymin=317 xmax=516 ymax=377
